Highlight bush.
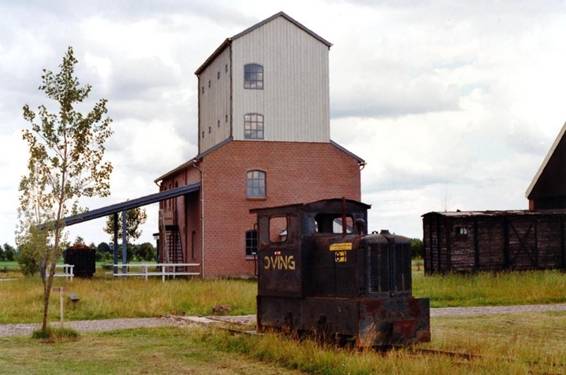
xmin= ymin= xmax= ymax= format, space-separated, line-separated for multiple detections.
xmin=16 ymin=232 xmax=44 ymax=277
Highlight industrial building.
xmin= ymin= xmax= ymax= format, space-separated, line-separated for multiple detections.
xmin=154 ymin=12 xmax=364 ymax=278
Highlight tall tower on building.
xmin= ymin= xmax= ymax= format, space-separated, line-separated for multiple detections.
xmin=155 ymin=12 xmax=365 ymax=278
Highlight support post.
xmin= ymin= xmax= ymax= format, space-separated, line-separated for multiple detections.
xmin=113 ymin=212 xmax=118 ymax=274
xmin=122 ymin=209 xmax=127 ymax=273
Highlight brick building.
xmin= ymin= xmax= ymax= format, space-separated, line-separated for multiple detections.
xmin=154 ymin=12 xmax=365 ymax=278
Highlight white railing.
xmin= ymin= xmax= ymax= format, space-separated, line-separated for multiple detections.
xmin=54 ymin=264 xmax=74 ymax=281
xmin=111 ymin=263 xmax=200 ymax=282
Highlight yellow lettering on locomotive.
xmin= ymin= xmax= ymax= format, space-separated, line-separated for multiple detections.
xmin=329 ymin=242 xmax=353 ymax=252
xmin=263 ymin=255 xmax=296 ymax=271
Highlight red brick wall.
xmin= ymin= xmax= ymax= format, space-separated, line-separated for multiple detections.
xmin=201 ymin=141 xmax=361 ymax=277
xmin=160 ymin=140 xmax=361 ymax=278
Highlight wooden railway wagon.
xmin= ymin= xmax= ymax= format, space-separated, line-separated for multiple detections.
xmin=422 ymin=210 xmax=566 ymax=274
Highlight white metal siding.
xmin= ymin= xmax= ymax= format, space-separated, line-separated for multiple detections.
xmin=232 ymin=17 xmax=330 ymax=143
xmin=198 ymin=47 xmax=231 ymax=153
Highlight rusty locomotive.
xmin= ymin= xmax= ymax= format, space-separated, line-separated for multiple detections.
xmin=251 ymin=198 xmax=430 ymax=348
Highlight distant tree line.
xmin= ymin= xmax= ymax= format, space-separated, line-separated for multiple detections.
xmin=0 ymin=243 xmax=17 ymax=261
xmin=93 ymin=241 xmax=157 ymax=263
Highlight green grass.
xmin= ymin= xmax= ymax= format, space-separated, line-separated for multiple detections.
xmin=0 ymin=312 xmax=563 ymax=374
xmin=0 ymin=261 xmax=19 ymax=272
xmin=0 ymin=276 xmax=256 ymax=324
xmin=0 ymin=265 xmax=564 ymax=324
xmin=413 ymin=269 xmax=566 ymax=307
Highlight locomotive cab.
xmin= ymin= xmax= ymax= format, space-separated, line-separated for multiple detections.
xmin=251 ymin=198 xmax=430 ymax=347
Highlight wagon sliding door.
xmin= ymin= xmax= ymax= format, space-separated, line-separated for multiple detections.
xmin=506 ymin=218 xmax=539 ymax=270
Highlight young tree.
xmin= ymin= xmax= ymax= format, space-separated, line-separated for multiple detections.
xmin=18 ymin=46 xmax=113 ymax=333
xmin=103 ymin=207 xmax=147 ymax=243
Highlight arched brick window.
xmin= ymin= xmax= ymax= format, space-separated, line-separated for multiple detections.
xmin=246 ymin=170 xmax=266 ymax=198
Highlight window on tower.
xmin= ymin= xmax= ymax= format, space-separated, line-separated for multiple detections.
xmin=244 ymin=113 xmax=264 ymax=140
xmin=244 ymin=63 xmax=263 ymax=89
xmin=246 ymin=170 xmax=266 ymax=198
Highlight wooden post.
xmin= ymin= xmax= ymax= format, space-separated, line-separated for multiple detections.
xmin=144 ymin=264 xmax=148 ymax=281
xmin=59 ymin=287 xmax=64 ymax=328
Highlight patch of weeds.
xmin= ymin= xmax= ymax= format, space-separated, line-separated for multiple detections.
xmin=32 ymin=326 xmax=80 ymax=342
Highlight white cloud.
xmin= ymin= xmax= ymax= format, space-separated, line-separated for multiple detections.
xmin=1 ymin=0 xmax=566 ymax=246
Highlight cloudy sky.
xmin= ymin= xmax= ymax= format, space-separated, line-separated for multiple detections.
xmin=1 ymin=0 xmax=566 ymax=245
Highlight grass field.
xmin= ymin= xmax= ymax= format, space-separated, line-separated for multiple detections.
xmin=0 ymin=261 xmax=19 ymax=272
xmin=0 ymin=312 xmax=563 ymax=374
xmin=0 ymin=265 xmax=565 ymax=323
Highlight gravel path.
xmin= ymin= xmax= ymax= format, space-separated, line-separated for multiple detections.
xmin=1 ymin=303 xmax=565 ymax=337
xmin=431 ymin=303 xmax=566 ymax=317
xmin=0 ymin=317 xmax=178 ymax=338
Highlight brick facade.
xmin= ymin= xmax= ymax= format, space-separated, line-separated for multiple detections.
xmin=159 ymin=140 xmax=362 ymax=278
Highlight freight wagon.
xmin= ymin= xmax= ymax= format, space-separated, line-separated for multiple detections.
xmin=423 ymin=210 xmax=566 ymax=274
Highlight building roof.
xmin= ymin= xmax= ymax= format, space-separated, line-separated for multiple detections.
xmin=526 ymin=121 xmax=566 ymax=198
xmin=330 ymin=140 xmax=366 ymax=166
xmin=155 ymin=138 xmax=366 ymax=183
xmin=154 ymin=137 xmax=233 ymax=183
xmin=195 ymin=11 xmax=332 ymax=75
xmin=423 ymin=208 xmax=566 ymax=218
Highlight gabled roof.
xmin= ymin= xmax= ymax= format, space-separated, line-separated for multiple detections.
xmin=330 ymin=140 xmax=366 ymax=166
xmin=154 ymin=137 xmax=232 ymax=183
xmin=526 ymin=122 xmax=566 ymax=198
xmin=195 ymin=11 xmax=332 ymax=75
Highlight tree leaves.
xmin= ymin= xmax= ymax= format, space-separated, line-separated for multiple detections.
xmin=18 ymin=46 xmax=114 ymax=331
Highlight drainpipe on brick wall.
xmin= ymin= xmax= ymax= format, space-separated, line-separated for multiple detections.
xmin=192 ymin=160 xmax=205 ymax=278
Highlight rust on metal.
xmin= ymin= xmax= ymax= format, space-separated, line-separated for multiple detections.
xmin=251 ymin=198 xmax=431 ymax=348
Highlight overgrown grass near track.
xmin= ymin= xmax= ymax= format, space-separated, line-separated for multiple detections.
xmin=0 ymin=264 xmax=564 ymax=323
xmin=0 ymin=277 xmax=256 ymax=324
xmin=0 ymin=312 xmax=563 ymax=374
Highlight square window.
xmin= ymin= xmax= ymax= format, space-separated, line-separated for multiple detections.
xmin=244 ymin=113 xmax=264 ymax=140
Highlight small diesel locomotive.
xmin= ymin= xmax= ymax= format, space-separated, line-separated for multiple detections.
xmin=251 ymin=198 xmax=430 ymax=348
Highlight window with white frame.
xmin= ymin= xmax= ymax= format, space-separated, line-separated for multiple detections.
xmin=244 ymin=113 xmax=264 ymax=139
xmin=244 ymin=64 xmax=263 ymax=89
xmin=246 ymin=170 xmax=266 ymax=198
